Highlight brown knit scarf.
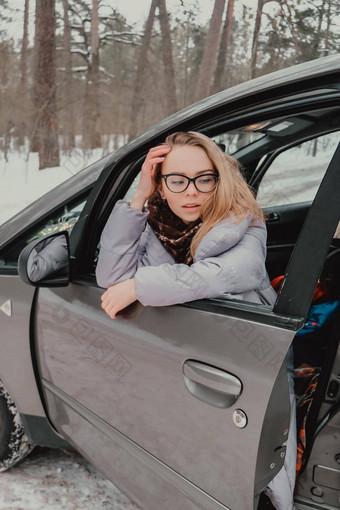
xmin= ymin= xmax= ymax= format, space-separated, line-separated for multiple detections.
xmin=147 ymin=191 xmax=201 ymax=265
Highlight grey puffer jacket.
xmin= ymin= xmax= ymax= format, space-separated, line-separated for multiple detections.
xmin=96 ymin=200 xmax=277 ymax=307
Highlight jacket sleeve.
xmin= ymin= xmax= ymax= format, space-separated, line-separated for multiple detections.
xmin=134 ymin=225 xmax=267 ymax=306
xmin=96 ymin=200 xmax=149 ymax=288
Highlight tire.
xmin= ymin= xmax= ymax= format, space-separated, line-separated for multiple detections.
xmin=0 ymin=381 xmax=34 ymax=471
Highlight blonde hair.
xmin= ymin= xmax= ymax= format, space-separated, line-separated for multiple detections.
xmin=156 ymin=131 xmax=265 ymax=257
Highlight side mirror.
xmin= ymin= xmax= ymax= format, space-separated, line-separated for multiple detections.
xmin=18 ymin=231 xmax=70 ymax=287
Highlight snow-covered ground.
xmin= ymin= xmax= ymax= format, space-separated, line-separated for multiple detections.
xmin=0 ymin=148 xmax=105 ymax=226
xmin=0 ymin=447 xmax=140 ymax=510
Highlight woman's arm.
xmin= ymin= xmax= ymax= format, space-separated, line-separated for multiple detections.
xmin=95 ymin=200 xmax=149 ymax=288
xmin=96 ymin=145 xmax=171 ymax=288
xmin=100 ymin=223 xmax=272 ymax=318
xmin=134 ymin=224 xmax=267 ymax=306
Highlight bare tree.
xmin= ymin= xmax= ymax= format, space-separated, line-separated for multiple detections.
xmin=250 ymin=0 xmax=265 ymax=79
xmin=158 ymin=0 xmax=177 ymax=114
xmin=62 ymin=0 xmax=75 ymax=150
xmin=15 ymin=0 xmax=30 ymax=146
xmin=33 ymin=0 xmax=59 ymax=169
xmin=212 ymin=0 xmax=234 ymax=93
xmin=128 ymin=0 xmax=158 ymax=141
xmin=195 ymin=0 xmax=226 ymax=101
xmin=324 ymin=0 xmax=332 ymax=53
xmin=83 ymin=0 xmax=101 ymax=149
xmin=280 ymin=0 xmax=301 ymax=59
xmin=20 ymin=0 xmax=29 ymax=90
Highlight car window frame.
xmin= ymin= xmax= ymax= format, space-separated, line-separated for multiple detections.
xmin=0 ymin=190 xmax=91 ymax=275
xmin=71 ymin=90 xmax=340 ymax=329
xmin=249 ymin=127 xmax=340 ymax=192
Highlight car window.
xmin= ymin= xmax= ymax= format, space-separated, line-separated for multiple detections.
xmin=256 ymin=131 xmax=339 ymax=208
xmin=0 ymin=196 xmax=88 ymax=270
xmin=212 ymin=130 xmax=264 ymax=154
xmin=124 ymin=175 xmax=139 ymax=203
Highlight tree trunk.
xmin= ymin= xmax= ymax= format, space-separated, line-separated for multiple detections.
xmin=195 ymin=0 xmax=226 ymax=101
xmin=20 ymin=0 xmax=29 ymax=90
xmin=17 ymin=0 xmax=29 ymax=146
xmin=62 ymin=0 xmax=75 ymax=150
xmin=314 ymin=0 xmax=326 ymax=54
xmin=158 ymin=0 xmax=177 ymax=114
xmin=34 ymin=0 xmax=59 ymax=169
xmin=212 ymin=0 xmax=234 ymax=94
xmin=281 ymin=0 xmax=301 ymax=60
xmin=128 ymin=0 xmax=157 ymax=141
xmin=324 ymin=0 xmax=331 ymax=55
xmin=83 ymin=0 xmax=101 ymax=149
xmin=250 ymin=0 xmax=265 ymax=79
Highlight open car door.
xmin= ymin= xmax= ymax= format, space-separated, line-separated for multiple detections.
xmin=29 ymin=144 xmax=340 ymax=510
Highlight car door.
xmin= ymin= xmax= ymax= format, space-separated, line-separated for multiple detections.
xmin=29 ymin=141 xmax=340 ymax=510
xmin=33 ymin=269 xmax=297 ymax=510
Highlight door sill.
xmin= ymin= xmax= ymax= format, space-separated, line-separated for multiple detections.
xmin=295 ymin=496 xmax=339 ymax=510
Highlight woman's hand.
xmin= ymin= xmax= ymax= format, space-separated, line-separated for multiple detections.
xmin=130 ymin=145 xmax=171 ymax=210
xmin=101 ymin=279 xmax=137 ymax=319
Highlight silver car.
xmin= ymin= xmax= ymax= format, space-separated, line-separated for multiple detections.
xmin=1 ymin=54 xmax=340 ymax=510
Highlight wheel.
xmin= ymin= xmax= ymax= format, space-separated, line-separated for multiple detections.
xmin=0 ymin=381 xmax=34 ymax=471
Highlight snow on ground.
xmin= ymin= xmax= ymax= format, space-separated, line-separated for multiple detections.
xmin=0 ymin=447 xmax=140 ymax=510
xmin=0 ymin=148 xmax=105 ymax=226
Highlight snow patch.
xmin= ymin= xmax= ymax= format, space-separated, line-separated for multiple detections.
xmin=0 ymin=381 xmax=34 ymax=472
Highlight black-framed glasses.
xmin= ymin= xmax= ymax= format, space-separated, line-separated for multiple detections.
xmin=161 ymin=173 xmax=219 ymax=193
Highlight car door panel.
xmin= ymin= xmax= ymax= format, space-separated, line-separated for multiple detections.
xmin=33 ymin=284 xmax=296 ymax=510
xmin=41 ymin=379 xmax=231 ymax=510
xmin=0 ymin=276 xmax=44 ymax=417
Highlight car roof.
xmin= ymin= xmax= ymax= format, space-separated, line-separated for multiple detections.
xmin=1 ymin=54 xmax=339 ymax=246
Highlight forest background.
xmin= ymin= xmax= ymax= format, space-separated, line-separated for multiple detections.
xmin=0 ymin=0 xmax=339 ymax=172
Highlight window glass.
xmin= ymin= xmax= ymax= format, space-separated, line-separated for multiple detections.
xmin=257 ymin=131 xmax=339 ymax=208
xmin=0 ymin=197 xmax=88 ymax=270
xmin=124 ymin=175 xmax=139 ymax=203
xmin=212 ymin=131 xmax=264 ymax=154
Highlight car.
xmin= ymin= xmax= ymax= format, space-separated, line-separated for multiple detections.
xmin=0 ymin=54 xmax=340 ymax=510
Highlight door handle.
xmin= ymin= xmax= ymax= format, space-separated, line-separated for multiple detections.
xmin=266 ymin=211 xmax=280 ymax=223
xmin=183 ymin=360 xmax=242 ymax=408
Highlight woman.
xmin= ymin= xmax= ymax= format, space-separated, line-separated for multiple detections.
xmin=96 ymin=131 xmax=276 ymax=313
xmin=96 ymin=131 xmax=295 ymax=510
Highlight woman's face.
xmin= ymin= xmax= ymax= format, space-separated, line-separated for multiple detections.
xmin=160 ymin=145 xmax=216 ymax=224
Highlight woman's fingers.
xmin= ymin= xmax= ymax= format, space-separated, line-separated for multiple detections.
xmin=101 ymin=280 xmax=137 ymax=320
xmin=135 ymin=146 xmax=171 ymax=199
xmin=101 ymin=298 xmax=117 ymax=319
xmin=148 ymin=145 xmax=171 ymax=155
xmin=144 ymin=146 xmax=171 ymax=166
